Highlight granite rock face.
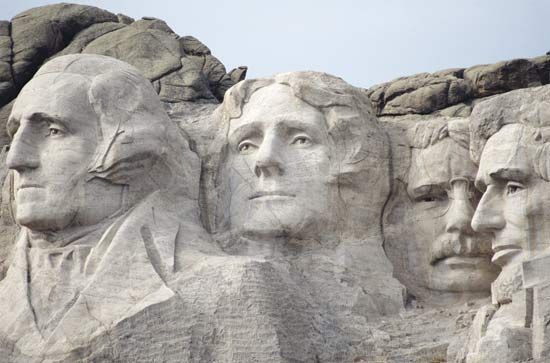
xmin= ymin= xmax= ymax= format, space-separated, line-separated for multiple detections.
xmin=366 ymin=56 xmax=550 ymax=116
xmin=1 ymin=3 xmax=550 ymax=363
xmin=0 ymin=3 xmax=246 ymax=129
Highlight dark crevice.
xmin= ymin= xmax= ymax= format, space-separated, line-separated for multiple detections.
xmin=7 ymin=21 xmax=15 ymax=88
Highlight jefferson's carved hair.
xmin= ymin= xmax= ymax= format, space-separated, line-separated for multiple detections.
xmin=469 ymin=86 xmax=550 ymax=181
xmin=203 ymin=71 xmax=390 ymax=238
xmin=7 ymin=54 xmax=199 ymax=199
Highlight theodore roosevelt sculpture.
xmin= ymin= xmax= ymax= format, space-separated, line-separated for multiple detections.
xmin=385 ymin=118 xmax=499 ymax=304
xmin=0 ymin=54 xmax=206 ymax=357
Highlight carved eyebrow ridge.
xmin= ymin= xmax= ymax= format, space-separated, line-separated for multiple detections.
xmin=476 ymin=167 xmax=530 ymax=191
xmin=229 ymin=118 xmax=325 ymax=145
xmin=27 ymin=112 xmax=69 ymax=127
xmin=489 ymin=167 xmax=530 ymax=182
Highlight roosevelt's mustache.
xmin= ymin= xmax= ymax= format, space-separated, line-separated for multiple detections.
xmin=429 ymin=234 xmax=492 ymax=264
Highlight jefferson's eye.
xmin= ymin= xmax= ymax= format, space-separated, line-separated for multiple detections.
xmin=506 ymin=182 xmax=525 ymax=195
xmin=291 ymin=135 xmax=311 ymax=146
xmin=238 ymin=141 xmax=256 ymax=154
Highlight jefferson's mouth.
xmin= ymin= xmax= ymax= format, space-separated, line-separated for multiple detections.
xmin=434 ymin=256 xmax=489 ymax=269
xmin=249 ymin=191 xmax=296 ymax=200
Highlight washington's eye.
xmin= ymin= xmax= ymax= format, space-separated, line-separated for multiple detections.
xmin=238 ymin=141 xmax=256 ymax=154
xmin=291 ymin=135 xmax=311 ymax=146
xmin=47 ymin=126 xmax=64 ymax=137
xmin=506 ymin=182 xmax=525 ymax=195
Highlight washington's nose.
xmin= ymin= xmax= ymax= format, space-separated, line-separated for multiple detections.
xmin=6 ymin=130 xmax=40 ymax=172
xmin=471 ymin=187 xmax=505 ymax=233
xmin=254 ymin=135 xmax=283 ymax=178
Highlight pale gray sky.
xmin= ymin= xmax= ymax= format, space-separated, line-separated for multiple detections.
xmin=2 ymin=0 xmax=549 ymax=88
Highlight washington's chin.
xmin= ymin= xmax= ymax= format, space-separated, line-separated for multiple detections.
xmin=15 ymin=204 xmax=72 ymax=232
xmin=427 ymin=256 xmax=500 ymax=292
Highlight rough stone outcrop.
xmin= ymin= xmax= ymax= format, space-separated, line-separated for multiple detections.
xmin=0 ymin=3 xmax=246 ymax=134
xmin=3 ymin=3 xmax=550 ymax=363
xmin=367 ymin=55 xmax=550 ymax=116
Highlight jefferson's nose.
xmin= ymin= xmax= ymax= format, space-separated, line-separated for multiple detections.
xmin=6 ymin=127 xmax=40 ymax=172
xmin=254 ymin=134 xmax=283 ymax=178
xmin=471 ymin=186 xmax=505 ymax=233
xmin=446 ymin=179 xmax=475 ymax=234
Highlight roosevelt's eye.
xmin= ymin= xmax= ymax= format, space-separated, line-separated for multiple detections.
xmin=238 ymin=141 xmax=257 ymax=154
xmin=506 ymin=182 xmax=525 ymax=195
xmin=416 ymin=192 xmax=447 ymax=203
xmin=291 ymin=135 xmax=311 ymax=146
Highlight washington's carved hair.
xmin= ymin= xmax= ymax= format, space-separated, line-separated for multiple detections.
xmin=7 ymin=54 xmax=200 ymax=199
xmin=202 ymin=71 xmax=390 ymax=238
xmin=469 ymin=86 xmax=550 ymax=181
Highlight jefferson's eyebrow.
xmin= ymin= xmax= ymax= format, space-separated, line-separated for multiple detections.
xmin=228 ymin=122 xmax=262 ymax=144
xmin=272 ymin=118 xmax=326 ymax=140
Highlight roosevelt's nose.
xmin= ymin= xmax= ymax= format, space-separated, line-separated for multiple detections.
xmin=446 ymin=179 xmax=475 ymax=234
xmin=471 ymin=186 xmax=505 ymax=233
xmin=6 ymin=127 xmax=40 ymax=172
xmin=254 ymin=134 xmax=283 ymax=178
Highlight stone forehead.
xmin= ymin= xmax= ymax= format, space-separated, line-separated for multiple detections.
xmin=34 ymin=53 xmax=142 ymax=79
xmin=470 ymin=84 xmax=550 ymax=163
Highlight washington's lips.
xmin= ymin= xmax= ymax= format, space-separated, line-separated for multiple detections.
xmin=249 ymin=191 xmax=296 ymax=200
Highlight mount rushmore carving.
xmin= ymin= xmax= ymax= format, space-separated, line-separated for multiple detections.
xmin=1 ymin=3 xmax=550 ymax=363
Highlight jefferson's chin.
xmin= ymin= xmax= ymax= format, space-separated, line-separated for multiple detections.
xmin=428 ymin=256 xmax=500 ymax=292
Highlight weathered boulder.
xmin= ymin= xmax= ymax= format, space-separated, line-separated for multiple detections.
xmin=55 ymin=21 xmax=126 ymax=56
xmin=367 ymin=56 xmax=550 ymax=117
xmin=83 ymin=18 xmax=182 ymax=80
xmin=0 ymin=3 xmax=246 ymax=146
xmin=464 ymin=58 xmax=545 ymax=97
xmin=367 ymin=69 xmax=472 ymax=115
xmin=0 ymin=21 xmax=13 ymax=105
xmin=10 ymin=3 xmax=117 ymax=87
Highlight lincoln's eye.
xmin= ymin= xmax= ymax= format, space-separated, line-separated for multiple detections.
xmin=506 ymin=182 xmax=525 ymax=195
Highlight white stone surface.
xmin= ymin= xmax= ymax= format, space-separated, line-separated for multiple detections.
xmin=2 ymin=52 xmax=550 ymax=362
xmin=384 ymin=116 xmax=499 ymax=305
xmin=0 ymin=54 xmax=213 ymax=359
